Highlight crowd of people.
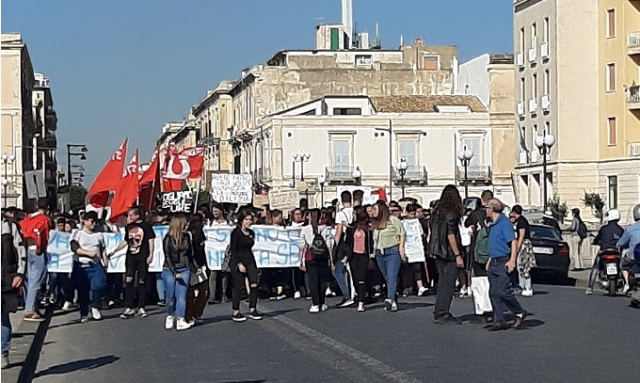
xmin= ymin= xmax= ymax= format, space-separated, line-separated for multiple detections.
xmin=3 ymin=187 xmax=639 ymax=369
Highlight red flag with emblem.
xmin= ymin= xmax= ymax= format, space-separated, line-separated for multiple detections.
xmin=163 ymin=146 xmax=205 ymax=180
xmin=87 ymin=138 xmax=128 ymax=195
xmin=109 ymin=150 xmax=139 ymax=221
xmin=139 ymin=147 xmax=159 ymax=185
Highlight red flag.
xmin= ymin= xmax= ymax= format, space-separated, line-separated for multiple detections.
xmin=87 ymin=138 xmax=128 ymax=195
xmin=139 ymin=147 xmax=159 ymax=185
xmin=109 ymin=150 xmax=139 ymax=221
xmin=163 ymin=146 xmax=205 ymax=180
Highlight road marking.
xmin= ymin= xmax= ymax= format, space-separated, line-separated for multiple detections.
xmin=255 ymin=305 xmax=424 ymax=383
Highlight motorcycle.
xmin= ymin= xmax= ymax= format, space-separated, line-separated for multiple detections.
xmin=598 ymin=249 xmax=622 ymax=296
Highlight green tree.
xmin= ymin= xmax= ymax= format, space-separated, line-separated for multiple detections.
xmin=582 ymin=191 xmax=605 ymax=223
xmin=547 ymin=195 xmax=568 ymax=223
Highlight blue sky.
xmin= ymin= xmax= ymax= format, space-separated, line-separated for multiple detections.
xmin=3 ymin=0 xmax=512 ymax=183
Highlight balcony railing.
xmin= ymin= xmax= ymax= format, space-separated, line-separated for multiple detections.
xmin=198 ymin=133 xmax=221 ymax=146
xmin=628 ymin=31 xmax=640 ymax=55
xmin=628 ymin=85 xmax=640 ymax=110
xmin=456 ymin=165 xmax=492 ymax=182
xmin=257 ymin=167 xmax=272 ymax=182
xmin=394 ymin=166 xmax=428 ymax=184
xmin=326 ymin=166 xmax=358 ymax=182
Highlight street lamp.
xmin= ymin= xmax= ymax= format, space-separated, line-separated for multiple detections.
xmin=317 ymin=174 xmax=326 ymax=207
xmin=293 ymin=151 xmax=311 ymax=181
xmin=396 ymin=158 xmax=408 ymax=199
xmin=66 ymin=144 xmax=87 ymax=188
xmin=457 ymin=147 xmax=474 ymax=200
xmin=1 ymin=177 xmax=12 ymax=207
xmin=1 ymin=155 xmax=15 ymax=208
xmin=375 ymin=120 xmax=394 ymax=202
xmin=352 ymin=167 xmax=362 ymax=182
xmin=535 ymin=133 xmax=556 ymax=211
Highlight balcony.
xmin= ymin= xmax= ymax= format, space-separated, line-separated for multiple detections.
xmin=529 ymin=98 xmax=538 ymax=115
xmin=540 ymin=42 xmax=550 ymax=60
xmin=517 ymin=101 xmax=525 ymax=117
xmin=257 ymin=167 xmax=272 ymax=182
xmin=628 ymin=31 xmax=640 ymax=56
xmin=628 ymin=85 xmax=640 ymax=110
xmin=456 ymin=165 xmax=492 ymax=184
xmin=326 ymin=166 xmax=359 ymax=183
xmin=528 ymin=38 xmax=537 ymax=63
xmin=541 ymin=95 xmax=550 ymax=112
xmin=198 ymin=133 xmax=221 ymax=146
xmin=394 ymin=166 xmax=428 ymax=185
xmin=516 ymin=53 xmax=524 ymax=68
xmin=629 ymin=143 xmax=640 ymax=157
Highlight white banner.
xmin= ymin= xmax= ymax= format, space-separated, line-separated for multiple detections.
xmin=46 ymin=225 xmax=303 ymax=273
xmin=268 ymin=190 xmax=299 ymax=210
xmin=402 ymin=218 xmax=425 ymax=263
xmin=210 ymin=174 xmax=252 ymax=203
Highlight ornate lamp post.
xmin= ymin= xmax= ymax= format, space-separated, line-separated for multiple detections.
xmin=396 ymin=158 xmax=408 ymax=199
xmin=317 ymin=174 xmax=326 ymax=207
xmin=535 ymin=133 xmax=556 ymax=211
xmin=293 ymin=151 xmax=311 ymax=181
xmin=1 ymin=154 xmax=15 ymax=207
xmin=457 ymin=148 xmax=474 ymax=200
xmin=352 ymin=167 xmax=362 ymax=184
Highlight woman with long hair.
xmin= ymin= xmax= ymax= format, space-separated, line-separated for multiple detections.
xmin=346 ymin=206 xmax=374 ymax=312
xmin=428 ymin=185 xmax=465 ymax=324
xmin=300 ymin=209 xmax=332 ymax=312
xmin=185 ymin=214 xmax=209 ymax=326
xmin=229 ymin=211 xmax=262 ymax=322
xmin=371 ymin=201 xmax=406 ymax=312
xmin=162 ymin=214 xmax=194 ymax=330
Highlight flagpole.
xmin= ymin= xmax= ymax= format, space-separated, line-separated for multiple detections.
xmin=192 ymin=147 xmax=206 ymax=211
xmin=135 ymin=150 xmax=140 ymax=206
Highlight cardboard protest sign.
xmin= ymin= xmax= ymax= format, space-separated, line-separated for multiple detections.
xmin=210 ymin=174 xmax=252 ymax=203
xmin=156 ymin=190 xmax=196 ymax=214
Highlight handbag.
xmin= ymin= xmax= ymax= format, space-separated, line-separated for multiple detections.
xmin=470 ymin=276 xmax=493 ymax=315
xmin=221 ymin=245 xmax=232 ymax=272
xmin=190 ymin=266 xmax=208 ymax=286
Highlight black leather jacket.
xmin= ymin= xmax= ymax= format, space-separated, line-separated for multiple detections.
xmin=427 ymin=211 xmax=462 ymax=261
xmin=162 ymin=232 xmax=194 ymax=273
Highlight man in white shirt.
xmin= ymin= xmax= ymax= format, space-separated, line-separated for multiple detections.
xmin=333 ymin=191 xmax=355 ymax=307
xmin=70 ymin=211 xmax=107 ymax=322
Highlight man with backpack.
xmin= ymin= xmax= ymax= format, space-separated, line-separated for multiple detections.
xmin=465 ymin=190 xmax=493 ymax=276
xmin=300 ymin=209 xmax=332 ymax=312
xmin=568 ymin=208 xmax=587 ymax=270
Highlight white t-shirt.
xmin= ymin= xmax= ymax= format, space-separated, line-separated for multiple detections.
xmin=210 ymin=219 xmax=229 ymax=226
xmin=71 ymin=229 xmax=105 ymax=264
xmin=300 ymin=224 xmax=333 ymax=248
xmin=290 ymin=221 xmax=305 ymax=228
xmin=336 ymin=207 xmax=354 ymax=227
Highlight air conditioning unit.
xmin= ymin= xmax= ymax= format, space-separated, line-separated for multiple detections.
xmin=528 ymin=47 xmax=537 ymax=62
xmin=540 ymin=42 xmax=549 ymax=60
xmin=541 ymin=95 xmax=550 ymax=111
xmin=518 ymin=151 xmax=528 ymax=164
xmin=629 ymin=143 xmax=640 ymax=157
xmin=531 ymin=150 xmax=539 ymax=162
xmin=517 ymin=102 xmax=525 ymax=116
xmin=517 ymin=53 xmax=524 ymax=67
xmin=529 ymin=98 xmax=538 ymax=114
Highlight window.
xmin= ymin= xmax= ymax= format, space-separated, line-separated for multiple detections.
xmin=519 ymin=126 xmax=527 ymax=151
xmin=520 ymin=77 xmax=526 ymax=102
xmin=461 ymin=136 xmax=482 ymax=168
xmin=423 ymin=56 xmax=439 ymax=70
xmin=532 ymin=73 xmax=538 ymax=98
xmin=607 ymin=175 xmax=618 ymax=209
xmin=543 ymin=69 xmax=549 ymax=95
xmin=331 ymin=139 xmax=350 ymax=170
xmin=543 ymin=17 xmax=550 ymax=43
xmin=606 ymin=9 xmax=616 ymax=38
xmin=464 ymin=85 xmax=469 ymax=95
xmin=333 ymin=108 xmax=362 ymax=115
xmin=355 ymin=54 xmax=372 ymax=67
xmin=398 ymin=140 xmax=417 ymax=170
xmin=606 ymin=63 xmax=616 ymax=91
xmin=532 ymin=124 xmax=538 ymax=147
xmin=531 ymin=22 xmax=537 ymax=44
xmin=545 ymin=121 xmax=550 ymax=135
xmin=607 ymin=117 xmax=617 ymax=146
xmin=519 ymin=28 xmax=525 ymax=53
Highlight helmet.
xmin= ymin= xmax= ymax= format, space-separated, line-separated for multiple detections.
xmin=605 ymin=209 xmax=620 ymax=222
xmin=633 ymin=204 xmax=640 ymax=222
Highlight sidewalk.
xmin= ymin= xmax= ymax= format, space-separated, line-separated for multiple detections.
xmin=569 ymin=269 xmax=590 ymax=289
xmin=1 ymin=307 xmax=53 ymax=383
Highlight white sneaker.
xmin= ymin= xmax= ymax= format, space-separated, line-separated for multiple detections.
xmin=176 ymin=317 xmax=190 ymax=330
xmin=459 ymin=287 xmax=467 ymax=298
xmin=391 ymin=301 xmax=398 ymax=312
xmin=321 ymin=304 xmax=328 ymax=311
xmin=165 ymin=315 xmax=174 ymax=330
xmin=294 ymin=291 xmax=302 ymax=299
xmin=418 ymin=286 xmax=429 ymax=296
xmin=522 ymin=289 xmax=534 ymax=297
xmin=309 ymin=305 xmax=320 ymax=313
xmin=91 ymin=307 xmax=102 ymax=320
xmin=325 ymin=287 xmax=332 ymax=297
xmin=622 ymin=284 xmax=630 ymax=294
xmin=62 ymin=301 xmax=73 ymax=311
xmin=138 ymin=308 xmax=148 ymax=318
xmin=120 ymin=308 xmax=135 ymax=319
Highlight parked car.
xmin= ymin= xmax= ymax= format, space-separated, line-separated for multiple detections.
xmin=529 ymin=224 xmax=571 ymax=282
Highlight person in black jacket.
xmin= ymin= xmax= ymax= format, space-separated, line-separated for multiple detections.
xmin=162 ymin=214 xmax=194 ymax=331
xmin=345 ymin=206 xmax=374 ymax=312
xmin=185 ymin=214 xmax=208 ymax=325
xmin=229 ymin=211 xmax=262 ymax=322
xmin=586 ymin=209 xmax=625 ymax=294
xmin=428 ymin=185 xmax=465 ymax=325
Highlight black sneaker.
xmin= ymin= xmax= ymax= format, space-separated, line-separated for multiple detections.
xmin=434 ymin=314 xmax=461 ymax=325
xmin=247 ymin=310 xmax=263 ymax=320
xmin=383 ymin=299 xmax=393 ymax=311
xmin=157 ymin=300 xmax=166 ymax=307
xmin=232 ymin=313 xmax=247 ymax=322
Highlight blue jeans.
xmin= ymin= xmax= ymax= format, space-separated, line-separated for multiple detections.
xmin=332 ymin=259 xmax=351 ymax=298
xmin=375 ymin=245 xmax=402 ymax=302
xmin=156 ymin=273 xmax=165 ymax=301
xmin=72 ymin=262 xmax=106 ymax=317
xmin=1 ymin=312 xmax=10 ymax=353
xmin=488 ymin=259 xmax=524 ymax=323
xmin=162 ymin=268 xmax=190 ymax=318
xmin=25 ymin=249 xmax=47 ymax=312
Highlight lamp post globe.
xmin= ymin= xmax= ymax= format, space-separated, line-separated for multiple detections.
xmin=352 ymin=168 xmax=361 ymax=179
xmin=543 ymin=134 xmax=555 ymax=147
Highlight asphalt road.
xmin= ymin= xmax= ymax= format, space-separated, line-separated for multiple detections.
xmin=32 ymin=285 xmax=638 ymax=383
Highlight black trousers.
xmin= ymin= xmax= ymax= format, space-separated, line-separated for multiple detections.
xmin=349 ymin=254 xmax=369 ymax=303
xmin=433 ymin=257 xmax=458 ymax=319
xmin=230 ymin=256 xmax=258 ymax=311
xmin=306 ymin=262 xmax=329 ymax=306
xmin=124 ymin=256 xmax=148 ymax=309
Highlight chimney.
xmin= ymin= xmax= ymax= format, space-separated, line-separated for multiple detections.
xmin=341 ymin=0 xmax=353 ymax=48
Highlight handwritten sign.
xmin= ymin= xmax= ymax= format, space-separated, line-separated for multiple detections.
xmin=156 ymin=191 xmax=195 ymax=214
xmin=46 ymin=231 xmax=75 ymax=273
xmin=210 ymin=174 xmax=252 ymax=203
xmin=269 ymin=190 xmax=299 ymax=210
xmin=402 ymin=218 xmax=425 ymax=263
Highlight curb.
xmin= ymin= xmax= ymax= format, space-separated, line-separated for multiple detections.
xmin=15 ymin=306 xmax=53 ymax=383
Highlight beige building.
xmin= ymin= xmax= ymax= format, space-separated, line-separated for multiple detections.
xmin=250 ymin=95 xmax=515 ymax=206
xmin=455 ymin=53 xmax=516 ymax=195
xmin=1 ymin=33 xmax=36 ymax=209
xmin=513 ymin=0 xmax=640 ymax=221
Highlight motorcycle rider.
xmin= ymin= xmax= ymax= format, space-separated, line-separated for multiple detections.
xmin=617 ymin=204 xmax=640 ymax=293
xmin=585 ymin=209 xmax=624 ymax=295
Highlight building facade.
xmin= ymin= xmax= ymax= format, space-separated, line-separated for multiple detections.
xmin=513 ymin=0 xmax=640 ymax=222
xmin=249 ymin=95 xmax=515 ymax=206
xmin=32 ymin=73 xmax=59 ymax=208
xmin=1 ymin=33 xmax=36 ymax=209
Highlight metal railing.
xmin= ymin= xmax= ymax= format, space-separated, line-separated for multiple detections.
xmin=257 ymin=167 xmax=272 ymax=182
xmin=456 ymin=165 xmax=492 ymax=181
xmin=628 ymin=31 xmax=640 ymax=49
xmin=628 ymin=85 xmax=640 ymax=105
xmin=394 ymin=166 xmax=428 ymax=183
xmin=326 ymin=166 xmax=356 ymax=181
